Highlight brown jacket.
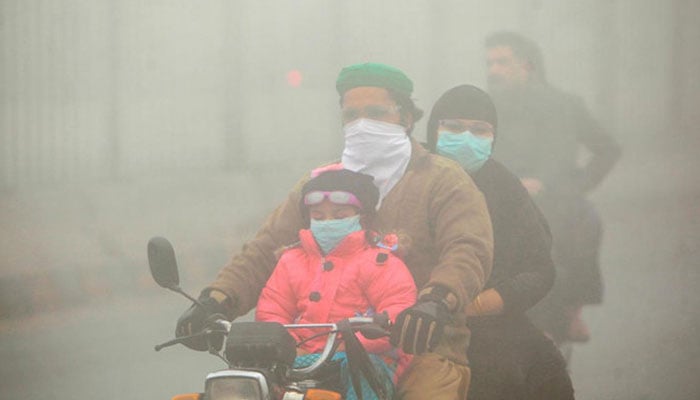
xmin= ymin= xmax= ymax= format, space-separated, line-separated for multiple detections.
xmin=208 ymin=140 xmax=493 ymax=361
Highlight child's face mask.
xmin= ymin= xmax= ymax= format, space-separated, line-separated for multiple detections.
xmin=310 ymin=215 xmax=362 ymax=255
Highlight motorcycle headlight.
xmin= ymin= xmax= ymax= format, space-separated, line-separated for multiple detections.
xmin=205 ymin=370 xmax=268 ymax=400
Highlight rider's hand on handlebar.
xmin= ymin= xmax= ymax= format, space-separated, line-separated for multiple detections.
xmin=175 ymin=294 xmax=229 ymax=351
xmin=390 ymin=286 xmax=454 ymax=355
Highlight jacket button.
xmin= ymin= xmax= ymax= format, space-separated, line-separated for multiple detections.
xmin=323 ymin=261 xmax=334 ymax=271
xmin=309 ymin=291 xmax=321 ymax=302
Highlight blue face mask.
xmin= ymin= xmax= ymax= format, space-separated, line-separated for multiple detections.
xmin=310 ymin=215 xmax=362 ymax=254
xmin=436 ymin=130 xmax=493 ymax=173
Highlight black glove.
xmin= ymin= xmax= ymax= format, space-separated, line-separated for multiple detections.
xmin=175 ymin=295 xmax=229 ymax=351
xmin=390 ymin=299 xmax=450 ymax=355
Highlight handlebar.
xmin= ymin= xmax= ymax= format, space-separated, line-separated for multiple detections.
xmin=156 ymin=315 xmax=391 ymax=376
xmin=284 ymin=316 xmax=389 ymax=375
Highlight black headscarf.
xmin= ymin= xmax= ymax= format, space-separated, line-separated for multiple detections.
xmin=426 ymin=84 xmax=498 ymax=153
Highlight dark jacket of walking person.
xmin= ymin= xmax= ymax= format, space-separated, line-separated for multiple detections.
xmin=426 ymin=84 xmax=575 ymax=399
xmin=485 ymin=31 xmax=622 ymax=344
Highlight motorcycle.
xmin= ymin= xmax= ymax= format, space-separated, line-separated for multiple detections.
xmin=147 ymin=236 xmax=392 ymax=400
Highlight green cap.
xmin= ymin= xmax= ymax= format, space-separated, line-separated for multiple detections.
xmin=336 ymin=62 xmax=413 ymax=98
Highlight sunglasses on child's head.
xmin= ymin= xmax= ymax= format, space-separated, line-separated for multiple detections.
xmin=303 ymin=191 xmax=363 ymax=209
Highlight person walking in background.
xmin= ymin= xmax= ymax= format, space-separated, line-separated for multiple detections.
xmin=484 ymin=31 xmax=621 ymax=349
xmin=426 ymin=84 xmax=575 ymax=399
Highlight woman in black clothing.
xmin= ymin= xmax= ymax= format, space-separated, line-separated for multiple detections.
xmin=425 ymin=84 xmax=574 ymax=399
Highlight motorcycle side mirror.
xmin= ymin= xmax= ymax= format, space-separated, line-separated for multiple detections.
xmin=148 ymin=236 xmax=180 ymax=289
xmin=147 ymin=236 xmax=205 ymax=307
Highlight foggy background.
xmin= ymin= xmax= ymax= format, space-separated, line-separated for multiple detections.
xmin=1 ymin=1 xmax=699 ymax=399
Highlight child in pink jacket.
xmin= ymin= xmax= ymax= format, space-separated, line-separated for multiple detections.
xmin=255 ymin=167 xmax=416 ymax=399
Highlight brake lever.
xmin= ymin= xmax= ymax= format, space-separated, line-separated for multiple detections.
xmin=154 ymin=325 xmax=229 ymax=352
xmin=358 ymin=324 xmax=390 ymax=340
xmin=154 ymin=333 xmax=201 ymax=351
xmin=372 ymin=312 xmax=391 ymax=330
xmin=356 ymin=311 xmax=391 ymax=340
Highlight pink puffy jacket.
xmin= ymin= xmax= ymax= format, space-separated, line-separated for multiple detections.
xmin=256 ymin=229 xmax=416 ymax=373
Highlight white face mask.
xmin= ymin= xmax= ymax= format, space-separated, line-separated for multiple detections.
xmin=341 ymin=118 xmax=412 ymax=202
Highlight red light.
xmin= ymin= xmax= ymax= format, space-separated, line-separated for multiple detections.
xmin=286 ymin=69 xmax=303 ymax=87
